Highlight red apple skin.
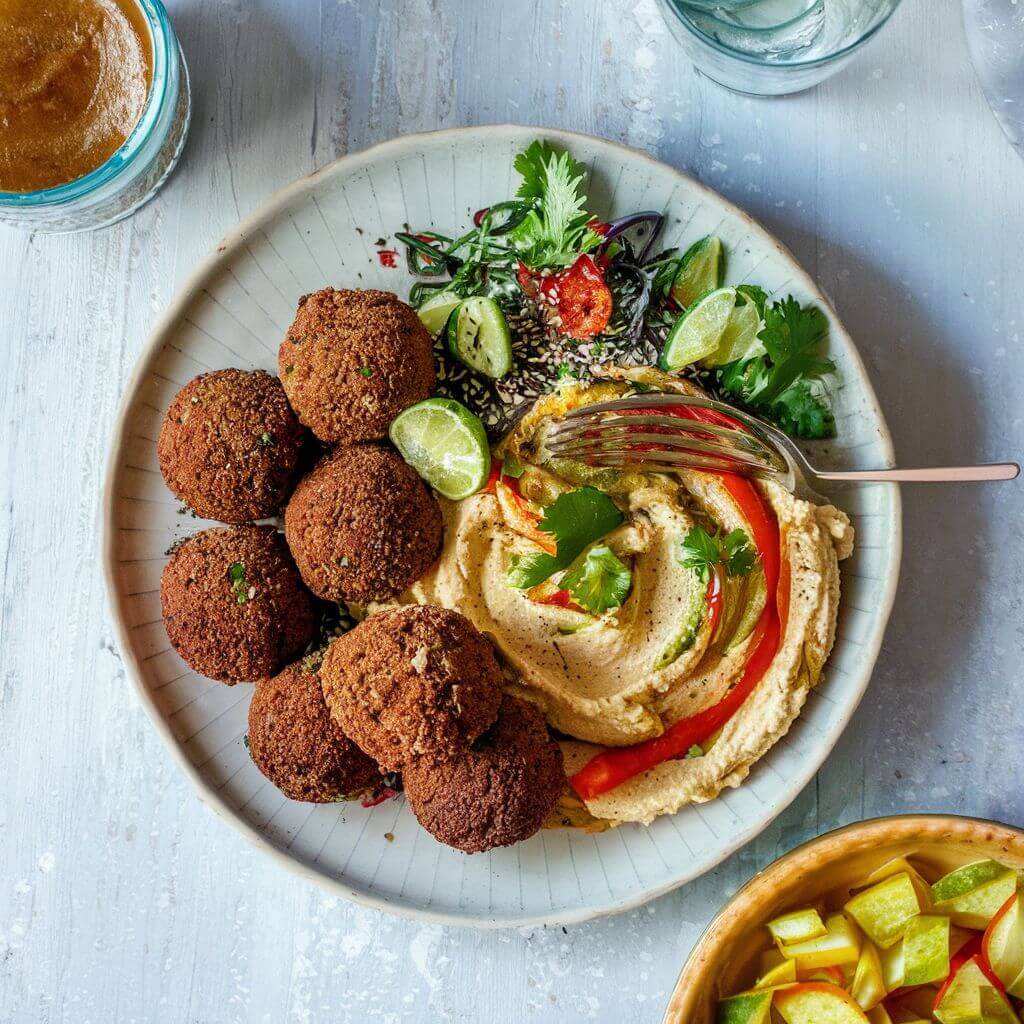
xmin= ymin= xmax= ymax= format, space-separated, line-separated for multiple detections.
xmin=933 ymin=952 xmax=1007 ymax=1012
xmin=982 ymin=892 xmax=1018 ymax=970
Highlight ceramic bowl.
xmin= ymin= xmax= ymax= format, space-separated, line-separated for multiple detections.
xmin=663 ymin=814 xmax=1024 ymax=1023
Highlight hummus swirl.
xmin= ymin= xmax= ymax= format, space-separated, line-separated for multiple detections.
xmin=410 ymin=372 xmax=854 ymax=825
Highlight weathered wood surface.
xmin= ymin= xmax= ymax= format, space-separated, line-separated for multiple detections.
xmin=1 ymin=0 xmax=1022 ymax=1020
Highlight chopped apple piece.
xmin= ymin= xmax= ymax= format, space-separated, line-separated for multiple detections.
xmin=860 ymin=856 xmax=934 ymax=910
xmin=866 ymin=1007 xmax=895 ymax=1024
xmin=851 ymin=941 xmax=886 ymax=1010
xmin=934 ymin=957 xmax=1021 ymax=1024
xmin=932 ymin=862 xmax=1020 ymax=929
xmin=779 ymin=914 xmax=861 ymax=971
xmin=768 ymin=908 xmax=828 ymax=945
xmin=880 ymin=939 xmax=905 ymax=992
xmin=755 ymin=960 xmax=798 ymax=989
xmin=984 ymin=892 xmax=1024 ymax=997
xmin=979 ymin=987 xmax=1021 ymax=1024
xmin=717 ymin=989 xmax=774 ymax=1024
xmin=773 ymin=982 xmax=871 ymax=1023
xmin=903 ymin=914 xmax=951 ymax=985
xmin=845 ymin=873 xmax=923 ymax=949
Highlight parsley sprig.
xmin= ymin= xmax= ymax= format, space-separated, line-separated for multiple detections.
xmin=717 ymin=296 xmax=836 ymax=439
xmin=561 ymin=545 xmax=632 ymax=615
xmin=507 ymin=487 xmax=623 ymax=590
xmin=679 ymin=526 xmax=756 ymax=585
xmin=509 ymin=141 xmax=602 ymax=270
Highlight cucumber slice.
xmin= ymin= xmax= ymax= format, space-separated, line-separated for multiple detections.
xmin=388 ymin=398 xmax=491 ymax=500
xmin=671 ymin=235 xmax=724 ymax=308
xmin=447 ymin=297 xmax=513 ymax=378
xmin=659 ymin=286 xmax=737 ymax=371
xmin=417 ymin=290 xmax=461 ymax=335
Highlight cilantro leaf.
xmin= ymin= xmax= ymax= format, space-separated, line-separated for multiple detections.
xmin=679 ymin=526 xmax=721 ymax=584
xmin=507 ymin=486 xmax=623 ymax=590
xmin=715 ymin=294 xmax=837 ymax=440
xmin=561 ymin=545 xmax=632 ymax=614
xmin=510 ymin=142 xmax=601 ymax=269
xmin=679 ymin=526 xmax=756 ymax=584
xmin=722 ymin=529 xmax=757 ymax=577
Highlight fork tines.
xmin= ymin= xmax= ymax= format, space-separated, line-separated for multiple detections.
xmin=545 ymin=394 xmax=785 ymax=476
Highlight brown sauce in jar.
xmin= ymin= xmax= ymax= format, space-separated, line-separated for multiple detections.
xmin=0 ymin=0 xmax=153 ymax=193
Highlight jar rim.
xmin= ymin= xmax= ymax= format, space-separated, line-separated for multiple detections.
xmin=660 ymin=0 xmax=903 ymax=71
xmin=0 ymin=0 xmax=177 ymax=206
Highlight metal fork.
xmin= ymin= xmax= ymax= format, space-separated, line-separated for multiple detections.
xmin=544 ymin=393 xmax=1020 ymax=504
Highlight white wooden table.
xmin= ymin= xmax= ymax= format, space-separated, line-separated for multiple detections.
xmin=2 ymin=1 xmax=1022 ymax=1020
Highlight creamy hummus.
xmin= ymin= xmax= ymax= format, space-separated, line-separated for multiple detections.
xmin=408 ymin=370 xmax=853 ymax=825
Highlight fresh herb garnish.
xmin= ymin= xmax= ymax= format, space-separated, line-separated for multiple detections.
xmin=258 ymin=431 xmax=276 ymax=447
xmin=507 ymin=486 xmax=623 ymax=589
xmin=717 ymin=296 xmax=836 ymax=439
xmin=509 ymin=141 xmax=602 ymax=270
xmin=679 ymin=526 xmax=756 ymax=584
xmin=228 ymin=562 xmax=250 ymax=604
xmin=359 ymin=366 xmax=375 ymax=378
xmin=561 ymin=544 xmax=632 ymax=614
xmin=685 ymin=744 xmax=704 ymax=759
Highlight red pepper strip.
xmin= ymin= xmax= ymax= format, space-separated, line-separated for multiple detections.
xmin=484 ymin=460 xmax=502 ymax=493
xmin=705 ymin=566 xmax=724 ymax=641
xmin=536 ymin=589 xmax=585 ymax=613
xmin=361 ymin=787 xmax=398 ymax=808
xmin=569 ymin=476 xmax=782 ymax=801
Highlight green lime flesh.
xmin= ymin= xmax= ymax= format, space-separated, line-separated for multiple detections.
xmin=417 ymin=291 xmax=462 ymax=335
xmin=389 ymin=398 xmax=491 ymax=500
xmin=659 ymin=286 xmax=737 ymax=371
xmin=671 ymin=235 xmax=724 ymax=309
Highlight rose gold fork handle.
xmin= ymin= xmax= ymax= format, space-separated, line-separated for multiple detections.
xmin=816 ymin=463 xmax=1021 ymax=483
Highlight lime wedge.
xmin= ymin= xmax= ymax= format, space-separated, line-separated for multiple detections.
xmin=659 ymin=286 xmax=737 ymax=371
xmin=671 ymin=236 xmax=724 ymax=308
xmin=447 ymin=297 xmax=513 ymax=378
xmin=704 ymin=291 xmax=764 ymax=367
xmin=389 ymin=398 xmax=491 ymax=500
xmin=417 ymin=291 xmax=462 ymax=336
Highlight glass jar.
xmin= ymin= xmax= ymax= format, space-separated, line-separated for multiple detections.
xmin=0 ymin=0 xmax=191 ymax=234
xmin=657 ymin=0 xmax=904 ymax=96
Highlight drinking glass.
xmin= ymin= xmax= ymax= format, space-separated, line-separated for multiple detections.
xmin=657 ymin=0 xmax=904 ymax=95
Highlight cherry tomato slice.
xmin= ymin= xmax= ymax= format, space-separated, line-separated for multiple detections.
xmin=551 ymin=255 xmax=613 ymax=340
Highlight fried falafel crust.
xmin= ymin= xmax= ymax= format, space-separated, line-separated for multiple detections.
xmin=402 ymin=696 xmax=565 ymax=853
xmin=158 ymin=368 xmax=306 ymax=523
xmin=319 ymin=605 xmax=503 ymax=772
xmin=284 ymin=445 xmax=443 ymax=604
xmin=279 ymin=289 xmax=434 ymax=443
xmin=247 ymin=658 xmax=381 ymax=802
xmin=160 ymin=526 xmax=315 ymax=683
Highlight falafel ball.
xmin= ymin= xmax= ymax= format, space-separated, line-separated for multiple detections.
xmin=160 ymin=525 xmax=315 ymax=683
xmin=319 ymin=605 xmax=503 ymax=772
xmin=284 ymin=444 xmax=443 ymax=604
xmin=402 ymin=696 xmax=564 ymax=853
xmin=157 ymin=368 xmax=307 ymax=523
xmin=278 ymin=289 xmax=434 ymax=444
xmin=247 ymin=657 xmax=382 ymax=802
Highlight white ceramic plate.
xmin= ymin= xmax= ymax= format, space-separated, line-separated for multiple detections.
xmin=103 ymin=126 xmax=901 ymax=928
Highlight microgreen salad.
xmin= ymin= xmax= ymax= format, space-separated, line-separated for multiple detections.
xmin=718 ymin=854 xmax=1024 ymax=1024
xmin=396 ymin=140 xmax=838 ymax=441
